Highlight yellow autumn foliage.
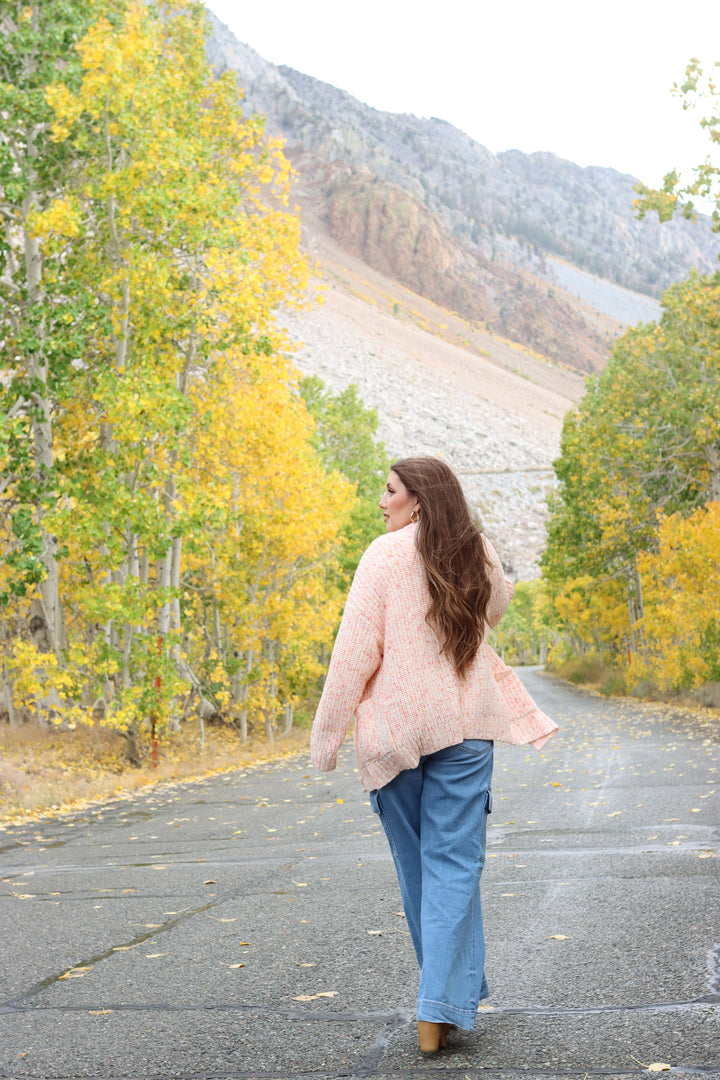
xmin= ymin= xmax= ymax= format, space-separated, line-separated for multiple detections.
xmin=1 ymin=0 xmax=359 ymax=748
xmin=635 ymin=503 xmax=720 ymax=689
xmin=543 ymin=266 xmax=720 ymax=692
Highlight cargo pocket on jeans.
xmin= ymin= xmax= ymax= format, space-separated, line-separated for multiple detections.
xmin=478 ymin=786 xmax=492 ymax=865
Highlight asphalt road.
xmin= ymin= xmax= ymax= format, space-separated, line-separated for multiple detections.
xmin=1 ymin=669 xmax=718 ymax=1080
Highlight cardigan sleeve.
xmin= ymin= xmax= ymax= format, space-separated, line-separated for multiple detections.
xmin=483 ymin=534 xmax=514 ymax=629
xmin=310 ymin=540 xmax=388 ymax=772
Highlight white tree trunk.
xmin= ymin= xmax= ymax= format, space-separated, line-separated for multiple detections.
xmin=705 ymin=443 xmax=720 ymax=503
xmin=23 ymin=187 xmax=64 ymax=656
xmin=170 ymin=536 xmax=182 ymax=631
xmin=279 ymin=702 xmax=293 ymax=738
xmin=1 ymin=617 xmax=18 ymax=727
xmin=157 ymin=548 xmax=172 ymax=637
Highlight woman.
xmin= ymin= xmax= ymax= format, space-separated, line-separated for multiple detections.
xmin=311 ymin=457 xmax=557 ymax=1053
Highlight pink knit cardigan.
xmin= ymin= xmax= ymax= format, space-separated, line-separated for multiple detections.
xmin=311 ymin=523 xmax=558 ymax=791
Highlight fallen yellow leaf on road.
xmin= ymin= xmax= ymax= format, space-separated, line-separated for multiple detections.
xmin=647 ymin=1065 xmax=671 ymax=1072
xmin=293 ymin=991 xmax=338 ymax=1001
xmin=549 ymin=934 xmax=568 ymax=940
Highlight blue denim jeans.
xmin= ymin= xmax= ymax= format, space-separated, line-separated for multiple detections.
xmin=369 ymin=739 xmax=493 ymax=1029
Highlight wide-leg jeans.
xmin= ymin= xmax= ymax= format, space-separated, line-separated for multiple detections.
xmin=369 ymin=739 xmax=493 ymax=1029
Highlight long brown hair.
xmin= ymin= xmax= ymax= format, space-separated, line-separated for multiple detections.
xmin=391 ymin=457 xmax=493 ymax=678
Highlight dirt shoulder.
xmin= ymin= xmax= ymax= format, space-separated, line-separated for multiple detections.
xmin=0 ymin=722 xmax=310 ymax=827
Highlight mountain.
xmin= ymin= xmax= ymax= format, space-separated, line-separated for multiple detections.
xmin=277 ymin=221 xmax=586 ymax=579
xmin=205 ymin=11 xmax=718 ymax=375
xmin=202 ymin=11 xmax=717 ymax=575
xmin=275 ymin=66 xmax=717 ymax=296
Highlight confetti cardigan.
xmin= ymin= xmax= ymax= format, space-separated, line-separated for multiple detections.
xmin=311 ymin=522 xmax=558 ymax=791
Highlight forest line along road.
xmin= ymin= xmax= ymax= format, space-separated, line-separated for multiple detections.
xmin=0 ymin=668 xmax=718 ymax=1080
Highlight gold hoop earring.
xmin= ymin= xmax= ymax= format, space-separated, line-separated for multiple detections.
xmin=410 ymin=509 xmax=419 ymax=523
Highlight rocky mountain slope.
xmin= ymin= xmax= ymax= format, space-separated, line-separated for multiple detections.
xmin=282 ymin=227 xmax=585 ymax=579
xmin=295 ymin=154 xmax=617 ymax=373
xmin=206 ymin=9 xmax=718 ymax=376
xmin=277 ymin=68 xmax=717 ymax=292
xmin=203 ymin=10 xmax=717 ymax=574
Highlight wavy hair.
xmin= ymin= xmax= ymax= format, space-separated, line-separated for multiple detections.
xmin=391 ymin=456 xmax=493 ymax=678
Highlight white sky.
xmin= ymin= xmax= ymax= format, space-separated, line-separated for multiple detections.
xmin=207 ymin=0 xmax=720 ymax=191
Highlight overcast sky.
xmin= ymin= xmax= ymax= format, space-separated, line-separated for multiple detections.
xmin=207 ymin=0 xmax=720 ymax=193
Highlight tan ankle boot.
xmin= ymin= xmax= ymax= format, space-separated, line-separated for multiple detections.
xmin=417 ymin=1021 xmax=443 ymax=1052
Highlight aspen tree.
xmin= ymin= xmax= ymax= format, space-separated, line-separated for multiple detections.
xmin=0 ymin=1 xmax=114 ymax=658
xmin=635 ymin=57 xmax=720 ymax=231
xmin=4 ymin=1 xmax=356 ymax=749
xmin=543 ymin=271 xmax=720 ymax=672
